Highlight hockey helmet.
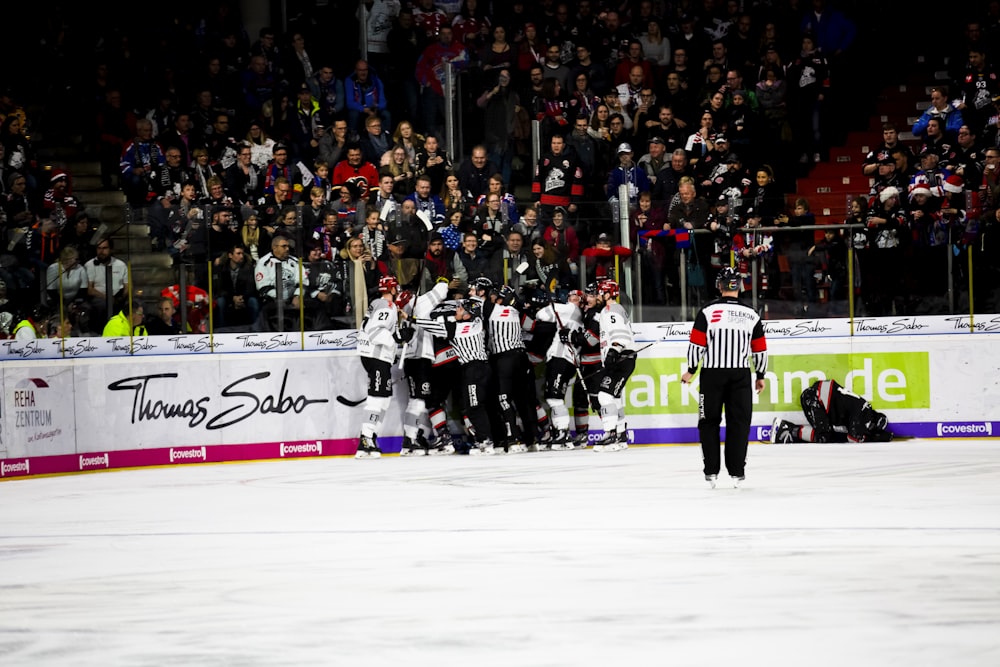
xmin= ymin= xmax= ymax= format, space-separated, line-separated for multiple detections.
xmin=459 ymin=298 xmax=483 ymax=320
xmin=470 ymin=276 xmax=494 ymax=295
xmin=567 ymin=288 xmax=584 ymax=303
xmin=716 ymin=266 xmax=741 ymax=293
xmin=493 ymin=284 xmax=516 ymax=306
xmin=394 ymin=289 xmax=414 ymax=313
xmin=378 ymin=275 xmax=399 ymax=293
xmin=528 ymin=289 xmax=551 ymax=309
xmin=584 ymin=282 xmax=599 ymax=295
xmin=596 ymin=279 xmax=619 ymax=299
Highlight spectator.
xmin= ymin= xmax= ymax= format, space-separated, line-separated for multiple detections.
xmin=145 ymin=296 xmax=182 ymax=336
xmin=414 ymin=134 xmax=453 ymax=194
xmin=581 ymin=232 xmax=633 ymax=284
xmin=224 ymin=142 xmax=263 ymax=206
xmin=245 ymin=119 xmax=277 ymax=170
xmin=405 ymin=174 xmax=446 ymax=236
xmin=541 ymin=206 xmax=580 ymax=277
xmin=85 ymin=237 xmax=130 ymax=330
xmin=331 ymin=144 xmax=380 ymax=199
xmin=452 ymin=232 xmax=489 ymax=288
xmin=45 ymin=246 xmax=88 ymax=308
xmin=418 ymin=232 xmax=456 ymax=293
xmin=102 ymin=298 xmax=147 ymax=337
xmin=786 ymin=34 xmax=830 ymax=164
xmin=345 ymin=59 xmax=391 ymax=136
xmin=307 ymin=63 xmax=346 ymax=125
xmin=606 ymin=142 xmax=651 ymax=208
xmin=487 ymin=229 xmax=530 ymax=290
xmin=359 ymin=115 xmax=393 ymax=167
xmin=457 ymin=144 xmax=497 ymax=200
xmin=415 ymin=25 xmax=469 ymax=139
xmin=526 ymin=237 xmax=571 ymax=291
xmin=254 ymin=235 xmax=305 ymax=328
xmin=119 ymin=118 xmax=165 ymax=208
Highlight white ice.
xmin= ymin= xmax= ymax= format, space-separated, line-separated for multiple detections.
xmin=2 ymin=441 xmax=999 ymax=667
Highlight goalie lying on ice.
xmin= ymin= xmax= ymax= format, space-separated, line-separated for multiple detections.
xmin=771 ymin=379 xmax=893 ymax=444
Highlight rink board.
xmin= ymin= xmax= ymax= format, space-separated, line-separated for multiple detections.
xmin=2 ymin=317 xmax=999 ymax=479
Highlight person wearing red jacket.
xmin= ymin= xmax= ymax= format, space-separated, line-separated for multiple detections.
xmin=581 ymin=232 xmax=633 ymax=284
xmin=331 ymin=145 xmax=379 ymax=199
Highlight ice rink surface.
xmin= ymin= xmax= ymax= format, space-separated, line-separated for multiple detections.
xmin=2 ymin=440 xmax=999 ymax=667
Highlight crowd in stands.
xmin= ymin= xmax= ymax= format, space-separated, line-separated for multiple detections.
xmin=1 ymin=1 xmax=997 ymax=339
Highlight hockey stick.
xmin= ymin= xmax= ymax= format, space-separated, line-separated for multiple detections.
xmin=336 ymin=395 xmax=365 ymax=407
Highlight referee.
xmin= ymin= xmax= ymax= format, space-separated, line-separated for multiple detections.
xmin=681 ymin=267 xmax=768 ymax=488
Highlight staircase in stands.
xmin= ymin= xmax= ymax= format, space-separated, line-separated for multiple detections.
xmin=791 ymin=58 xmax=947 ymax=224
xmin=38 ymin=146 xmax=175 ymax=309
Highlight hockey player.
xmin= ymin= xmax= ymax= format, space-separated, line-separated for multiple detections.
xmin=355 ymin=275 xmax=408 ymax=459
xmin=592 ymin=279 xmax=636 ymax=452
xmin=772 ymin=379 xmax=893 ymax=444
xmin=532 ymin=289 xmax=585 ymax=450
xmin=486 ymin=284 xmax=534 ymax=453
xmin=399 ymin=282 xmax=454 ymax=456
xmin=569 ymin=283 xmax=603 ymax=446
xmin=424 ymin=295 xmax=464 ymax=451
xmin=415 ymin=298 xmax=496 ymax=455
xmin=682 ymin=267 xmax=768 ymax=487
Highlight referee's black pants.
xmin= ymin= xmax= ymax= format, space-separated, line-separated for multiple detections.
xmin=491 ymin=349 xmax=533 ymax=441
xmin=461 ymin=360 xmax=494 ymax=443
xmin=697 ymin=368 xmax=753 ymax=478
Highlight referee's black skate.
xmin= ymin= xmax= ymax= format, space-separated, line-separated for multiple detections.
xmin=355 ymin=434 xmax=381 ymax=459
xmin=571 ymin=431 xmax=590 ymax=449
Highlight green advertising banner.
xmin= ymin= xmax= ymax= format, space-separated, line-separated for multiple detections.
xmin=626 ymin=352 xmax=931 ymax=414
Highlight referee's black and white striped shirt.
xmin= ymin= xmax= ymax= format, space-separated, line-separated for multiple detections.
xmin=686 ymin=297 xmax=768 ymax=377
xmin=487 ymin=304 xmax=525 ymax=355
xmin=449 ymin=317 xmax=489 ymax=363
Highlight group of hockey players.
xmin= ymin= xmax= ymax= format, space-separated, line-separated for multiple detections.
xmin=353 ymin=274 xmax=637 ymax=459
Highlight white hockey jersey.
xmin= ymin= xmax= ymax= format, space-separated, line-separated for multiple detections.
xmin=599 ymin=301 xmax=635 ymax=362
xmin=357 ymin=297 xmax=398 ymax=363
xmin=534 ymin=301 xmax=583 ymax=363
xmin=254 ymin=252 xmax=305 ymax=302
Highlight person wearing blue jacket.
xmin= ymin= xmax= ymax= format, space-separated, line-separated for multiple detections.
xmin=345 ymin=59 xmax=390 ymax=136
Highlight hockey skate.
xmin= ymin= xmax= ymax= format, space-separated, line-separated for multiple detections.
xmin=570 ymin=431 xmax=590 ymax=449
xmin=355 ymin=435 xmax=381 ymax=459
xmin=469 ymin=439 xmax=495 ymax=456
xmin=399 ymin=436 xmax=425 ymax=457
xmin=548 ymin=429 xmax=574 ymax=450
xmin=732 ymin=476 xmax=745 ymax=488
xmin=705 ymin=474 xmax=718 ymax=489
xmin=592 ymin=430 xmax=628 ymax=452
xmin=770 ymin=418 xmax=795 ymax=444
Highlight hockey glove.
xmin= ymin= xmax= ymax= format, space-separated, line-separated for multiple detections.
xmin=558 ymin=327 xmax=571 ymax=344
xmin=570 ymin=330 xmax=588 ymax=347
xmin=605 ymin=346 xmax=621 ymax=367
xmin=394 ymin=324 xmax=415 ymax=344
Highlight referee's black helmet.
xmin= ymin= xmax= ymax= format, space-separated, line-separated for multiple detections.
xmin=716 ymin=266 xmax=740 ymax=293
